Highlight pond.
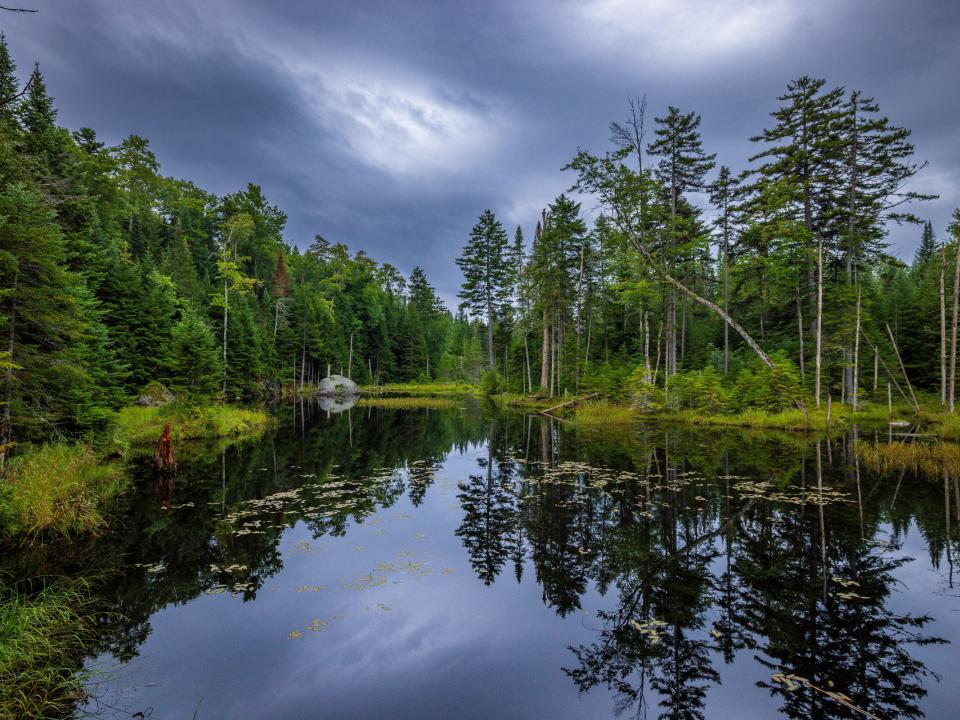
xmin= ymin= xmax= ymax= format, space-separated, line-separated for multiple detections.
xmin=12 ymin=401 xmax=960 ymax=719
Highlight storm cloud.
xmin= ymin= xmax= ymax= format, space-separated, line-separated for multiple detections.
xmin=5 ymin=0 xmax=959 ymax=302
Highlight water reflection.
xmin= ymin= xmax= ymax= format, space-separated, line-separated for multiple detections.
xmin=4 ymin=404 xmax=958 ymax=719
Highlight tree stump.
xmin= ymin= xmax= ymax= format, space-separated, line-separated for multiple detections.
xmin=154 ymin=423 xmax=176 ymax=474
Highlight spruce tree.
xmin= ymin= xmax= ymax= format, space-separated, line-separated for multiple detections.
xmin=457 ymin=210 xmax=511 ymax=371
xmin=647 ymin=106 xmax=715 ymax=376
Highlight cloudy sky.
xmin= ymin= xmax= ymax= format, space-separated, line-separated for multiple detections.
xmin=4 ymin=0 xmax=959 ymax=302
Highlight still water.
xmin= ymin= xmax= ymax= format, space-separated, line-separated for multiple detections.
xmin=23 ymin=401 xmax=960 ymax=718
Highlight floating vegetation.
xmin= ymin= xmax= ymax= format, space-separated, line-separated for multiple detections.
xmin=733 ymin=479 xmax=850 ymax=506
xmin=629 ymin=618 xmax=667 ymax=645
xmin=770 ymin=673 xmax=880 ymax=719
xmin=288 ymin=630 xmax=303 ymax=640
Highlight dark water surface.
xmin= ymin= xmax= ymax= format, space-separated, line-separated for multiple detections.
xmin=13 ymin=401 xmax=960 ymax=719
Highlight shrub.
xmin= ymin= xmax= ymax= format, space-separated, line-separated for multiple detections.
xmin=732 ymin=356 xmax=802 ymax=412
xmin=665 ymin=367 xmax=731 ymax=412
xmin=479 ymin=370 xmax=502 ymax=396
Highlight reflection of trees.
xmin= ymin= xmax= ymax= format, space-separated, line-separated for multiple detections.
xmin=456 ymin=421 xmax=518 ymax=585
xmin=5 ymin=407 xmax=954 ymax=720
xmin=734 ymin=451 xmax=943 ymax=719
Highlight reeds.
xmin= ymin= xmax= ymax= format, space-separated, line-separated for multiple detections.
xmin=857 ymin=440 xmax=960 ymax=477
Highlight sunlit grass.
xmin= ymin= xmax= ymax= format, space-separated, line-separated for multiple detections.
xmin=111 ymin=403 xmax=272 ymax=451
xmin=358 ymin=396 xmax=465 ymax=410
xmin=574 ymin=401 xmax=636 ymax=427
xmin=654 ymin=407 xmax=835 ymax=431
xmin=857 ymin=440 xmax=960 ymax=477
xmin=0 ymin=444 xmax=125 ymax=540
xmin=361 ymin=382 xmax=480 ymax=397
xmin=0 ymin=577 xmax=94 ymax=719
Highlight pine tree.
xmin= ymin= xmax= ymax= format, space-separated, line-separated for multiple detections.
xmin=647 ymin=106 xmax=716 ymax=376
xmin=457 ymin=210 xmax=511 ymax=371
xmin=170 ymin=309 xmax=222 ymax=396
xmin=708 ymin=166 xmax=740 ymax=374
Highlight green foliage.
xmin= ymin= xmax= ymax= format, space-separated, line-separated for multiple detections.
xmin=110 ymin=403 xmax=271 ymax=450
xmin=170 ymin=310 xmax=222 ymax=396
xmin=479 ymin=370 xmax=502 ymax=396
xmin=0 ymin=444 xmax=125 ymax=539
xmin=666 ymin=367 xmax=730 ymax=412
xmin=732 ymin=357 xmax=802 ymax=412
xmin=0 ymin=577 xmax=95 ymax=719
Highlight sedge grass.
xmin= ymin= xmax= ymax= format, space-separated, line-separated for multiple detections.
xmin=0 ymin=577 xmax=95 ymax=719
xmin=1 ymin=444 xmax=125 ymax=540
xmin=110 ymin=403 xmax=272 ymax=451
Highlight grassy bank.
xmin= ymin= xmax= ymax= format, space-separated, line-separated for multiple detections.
xmin=361 ymin=382 xmax=481 ymax=397
xmin=0 ymin=444 xmax=125 ymax=540
xmin=110 ymin=402 xmax=272 ymax=451
xmin=358 ymin=396 xmax=467 ymax=410
xmin=0 ymin=578 xmax=95 ymax=719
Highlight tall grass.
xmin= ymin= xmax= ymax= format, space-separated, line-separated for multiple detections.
xmin=0 ymin=578 xmax=94 ymax=719
xmin=361 ymin=382 xmax=479 ymax=397
xmin=110 ymin=403 xmax=272 ymax=450
xmin=359 ymin=396 xmax=465 ymax=409
xmin=858 ymin=441 xmax=960 ymax=477
xmin=654 ymin=407 xmax=835 ymax=431
xmin=574 ymin=401 xmax=637 ymax=427
xmin=1 ymin=444 xmax=125 ymax=540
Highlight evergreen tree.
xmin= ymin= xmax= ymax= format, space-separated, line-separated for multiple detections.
xmin=457 ymin=210 xmax=511 ymax=371
xmin=170 ymin=310 xmax=222 ymax=396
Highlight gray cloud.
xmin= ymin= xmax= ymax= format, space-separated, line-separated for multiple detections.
xmin=4 ymin=0 xmax=959 ymax=303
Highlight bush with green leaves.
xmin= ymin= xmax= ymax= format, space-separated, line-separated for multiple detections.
xmin=479 ymin=370 xmax=502 ymax=396
xmin=732 ymin=355 xmax=802 ymax=412
xmin=664 ymin=367 xmax=731 ymax=412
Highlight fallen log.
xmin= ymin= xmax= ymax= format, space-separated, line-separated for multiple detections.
xmin=539 ymin=392 xmax=600 ymax=416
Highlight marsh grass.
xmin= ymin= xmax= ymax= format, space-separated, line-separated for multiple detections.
xmin=1 ymin=444 xmax=125 ymax=540
xmin=857 ymin=441 xmax=960 ymax=477
xmin=574 ymin=402 xmax=637 ymax=427
xmin=0 ymin=577 xmax=94 ymax=719
xmin=361 ymin=382 xmax=479 ymax=397
xmin=111 ymin=403 xmax=272 ymax=450
xmin=652 ymin=407 xmax=837 ymax=431
xmin=359 ymin=396 xmax=465 ymax=410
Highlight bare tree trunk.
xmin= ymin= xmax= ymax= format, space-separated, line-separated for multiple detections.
xmin=524 ymin=333 xmax=532 ymax=394
xmin=348 ymin=332 xmax=353 ymax=379
xmin=952 ymin=241 xmax=960 ymax=413
xmin=222 ymin=279 xmax=229 ymax=399
xmin=887 ymin=323 xmax=919 ymax=413
xmin=486 ymin=297 xmax=495 ymax=372
xmin=299 ymin=335 xmax=306 ymax=392
xmin=540 ymin=309 xmax=550 ymax=391
xmin=643 ymin=310 xmax=651 ymax=383
xmin=680 ymin=292 xmax=687 ymax=368
xmin=941 ymin=247 xmax=947 ymax=406
xmin=796 ymin=288 xmax=805 ymax=380
xmin=723 ymin=230 xmax=730 ymax=375
xmin=852 ymin=286 xmax=861 ymax=411
xmin=815 ymin=237 xmax=824 ymax=408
